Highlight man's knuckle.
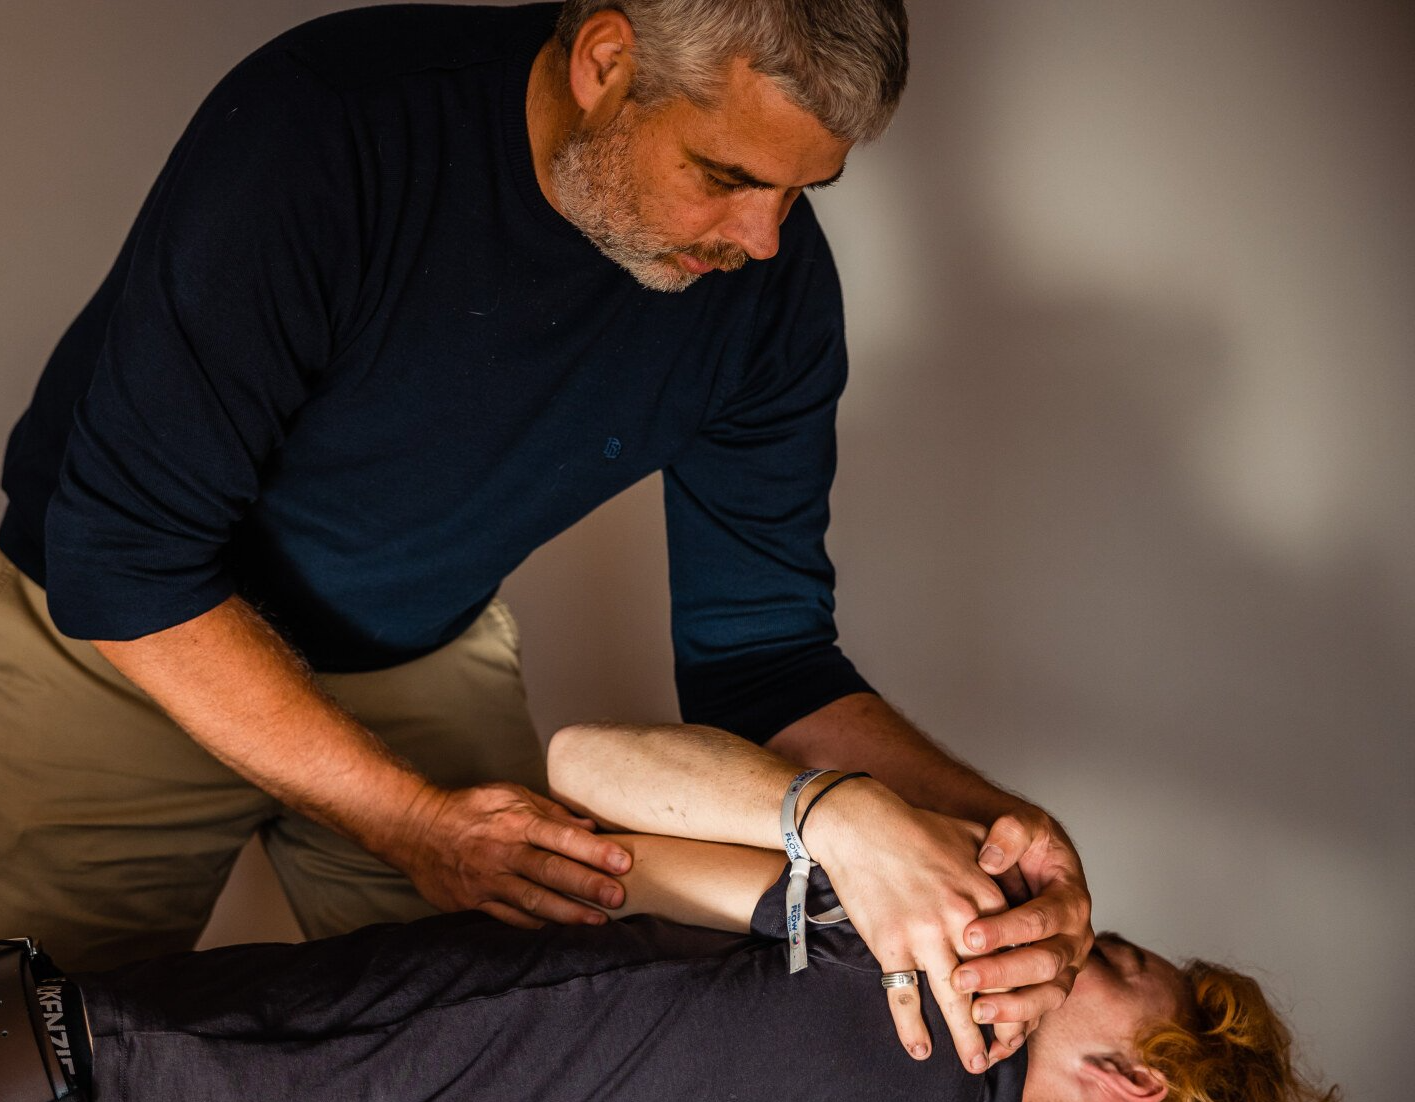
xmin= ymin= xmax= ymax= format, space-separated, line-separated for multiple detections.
xmin=1064 ymin=894 xmax=1090 ymax=928
xmin=552 ymin=822 xmax=578 ymax=849
xmin=992 ymin=814 xmax=1027 ymax=842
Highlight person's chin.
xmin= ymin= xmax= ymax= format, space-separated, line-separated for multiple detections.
xmin=622 ymin=254 xmax=700 ymax=294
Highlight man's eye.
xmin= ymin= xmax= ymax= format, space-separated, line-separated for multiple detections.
xmin=706 ymin=173 xmax=741 ymax=193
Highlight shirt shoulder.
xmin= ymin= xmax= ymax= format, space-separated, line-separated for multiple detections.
xmin=252 ymin=2 xmax=560 ymax=94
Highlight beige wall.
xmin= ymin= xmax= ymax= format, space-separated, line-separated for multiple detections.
xmin=4 ymin=4 xmax=1410 ymax=1100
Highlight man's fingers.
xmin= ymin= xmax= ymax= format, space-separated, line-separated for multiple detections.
xmin=478 ymin=899 xmax=545 ymax=930
xmin=993 ymin=864 xmax=1031 ymax=907
xmin=523 ymin=809 xmax=631 ymax=875
xmin=882 ymin=972 xmax=932 ymax=1062
xmin=964 ymin=888 xmax=1086 ymax=957
xmin=987 ymin=1021 xmax=1028 ymax=1064
xmin=976 ymin=813 xmax=1030 ymax=876
xmin=921 ymin=950 xmax=989 ymax=1075
xmin=969 ymin=979 xmax=1074 ymax=1029
xmin=491 ymin=872 xmax=610 ymax=927
xmin=528 ymin=791 xmax=600 ymax=832
xmin=519 ymin=847 xmax=624 ymax=911
xmin=952 ymin=940 xmax=1071 ymax=995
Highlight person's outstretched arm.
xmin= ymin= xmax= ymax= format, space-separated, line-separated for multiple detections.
xmin=596 ymin=835 xmax=782 ymax=932
xmin=549 ymin=722 xmax=1013 ymax=1071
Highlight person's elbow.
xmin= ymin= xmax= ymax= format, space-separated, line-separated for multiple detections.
xmin=545 ymin=723 xmax=595 ymax=803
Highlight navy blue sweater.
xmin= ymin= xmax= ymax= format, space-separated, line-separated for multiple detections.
xmin=0 ymin=3 xmax=871 ymax=742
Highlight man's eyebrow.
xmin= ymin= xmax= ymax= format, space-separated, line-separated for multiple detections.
xmin=689 ymin=152 xmax=845 ymax=191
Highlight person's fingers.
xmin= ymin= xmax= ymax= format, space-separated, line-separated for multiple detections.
xmin=987 ymin=1021 xmax=1027 ymax=1064
xmin=992 ymin=864 xmax=1031 ymax=907
xmin=952 ymin=941 xmax=1070 ymax=996
xmin=975 ymin=813 xmax=1031 ymax=878
xmin=881 ymin=971 xmax=932 ymax=1061
xmin=527 ymin=790 xmax=600 ymax=833
xmin=518 ymin=846 xmax=625 ymax=911
xmin=523 ymin=808 xmax=632 ymax=876
xmin=920 ymin=947 xmax=988 ymax=1075
xmin=490 ymin=872 xmax=611 ymax=927
xmin=963 ymin=886 xmax=1089 ymax=958
xmin=478 ymin=899 xmax=545 ymax=930
xmin=968 ymin=978 xmax=1074 ymax=1029
xmin=987 ymin=1017 xmax=1040 ymax=1064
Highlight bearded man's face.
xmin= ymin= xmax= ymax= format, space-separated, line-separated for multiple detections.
xmin=549 ymin=57 xmax=852 ymax=293
xmin=550 ymin=100 xmax=749 ymax=292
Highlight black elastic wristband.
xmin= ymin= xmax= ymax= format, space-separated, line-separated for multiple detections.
xmin=796 ymin=771 xmax=872 ymax=844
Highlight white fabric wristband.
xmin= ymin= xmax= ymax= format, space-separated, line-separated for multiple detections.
xmin=779 ymin=769 xmax=850 ymax=973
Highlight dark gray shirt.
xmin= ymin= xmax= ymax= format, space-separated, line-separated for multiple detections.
xmin=75 ymin=863 xmax=1027 ymax=1101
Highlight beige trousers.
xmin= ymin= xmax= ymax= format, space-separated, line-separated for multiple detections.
xmin=0 ymin=552 xmax=545 ymax=971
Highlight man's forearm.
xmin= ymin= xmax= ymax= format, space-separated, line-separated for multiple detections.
xmin=92 ymin=595 xmax=434 ymax=862
xmin=93 ymin=598 xmax=634 ymax=926
xmin=767 ymin=693 xmax=1026 ymax=826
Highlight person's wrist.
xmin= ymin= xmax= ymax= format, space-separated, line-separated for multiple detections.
xmin=803 ymin=776 xmax=905 ymax=869
xmin=355 ymin=773 xmax=450 ymax=868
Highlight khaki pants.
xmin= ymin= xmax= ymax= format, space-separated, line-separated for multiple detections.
xmin=0 ymin=552 xmax=545 ymax=971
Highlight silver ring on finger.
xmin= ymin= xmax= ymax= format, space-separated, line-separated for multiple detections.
xmin=880 ymin=970 xmax=919 ymax=989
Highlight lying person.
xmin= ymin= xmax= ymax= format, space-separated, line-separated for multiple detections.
xmin=2 ymin=725 xmax=1335 ymax=1102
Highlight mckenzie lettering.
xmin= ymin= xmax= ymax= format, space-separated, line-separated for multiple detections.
xmin=35 ymin=982 xmax=76 ymax=1075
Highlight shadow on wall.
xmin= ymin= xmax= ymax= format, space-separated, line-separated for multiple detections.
xmin=811 ymin=5 xmax=1411 ymax=1099
xmin=815 ymin=0 xmax=1414 ymax=846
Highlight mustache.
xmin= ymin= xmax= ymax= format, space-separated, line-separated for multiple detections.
xmin=677 ymin=241 xmax=750 ymax=272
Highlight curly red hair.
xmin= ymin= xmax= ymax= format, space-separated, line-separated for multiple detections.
xmin=1139 ymin=960 xmax=1339 ymax=1102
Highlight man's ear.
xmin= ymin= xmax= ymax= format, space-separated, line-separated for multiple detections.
xmin=1080 ymin=1055 xmax=1168 ymax=1102
xmin=565 ymin=9 xmax=637 ymax=118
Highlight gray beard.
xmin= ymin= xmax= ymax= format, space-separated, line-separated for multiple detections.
xmin=549 ymin=106 xmax=745 ymax=293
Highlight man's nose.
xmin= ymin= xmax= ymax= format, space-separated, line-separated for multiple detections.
xmin=718 ymin=190 xmax=797 ymax=261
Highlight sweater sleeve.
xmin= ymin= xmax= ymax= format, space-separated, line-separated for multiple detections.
xmin=664 ymin=210 xmax=874 ymax=743
xmin=43 ymin=50 xmax=361 ymax=640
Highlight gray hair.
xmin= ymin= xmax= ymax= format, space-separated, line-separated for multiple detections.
xmin=554 ymin=0 xmax=909 ymax=143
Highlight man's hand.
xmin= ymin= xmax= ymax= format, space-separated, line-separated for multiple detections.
xmin=808 ymin=784 xmax=1009 ymax=1074
xmin=953 ymin=807 xmax=1093 ymax=1063
xmin=388 ymin=781 xmax=633 ymax=928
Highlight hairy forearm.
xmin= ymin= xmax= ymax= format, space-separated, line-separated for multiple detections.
xmin=91 ymin=596 xmax=433 ymax=860
xmin=768 ymin=693 xmax=1026 ymax=826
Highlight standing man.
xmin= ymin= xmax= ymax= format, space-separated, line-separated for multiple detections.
xmin=1 ymin=0 xmax=1089 ymax=1070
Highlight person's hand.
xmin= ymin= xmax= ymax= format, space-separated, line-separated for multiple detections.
xmin=387 ymin=781 xmax=633 ymax=928
xmin=807 ymin=785 xmax=1008 ymax=1074
xmin=952 ymin=806 xmax=1093 ymax=1064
